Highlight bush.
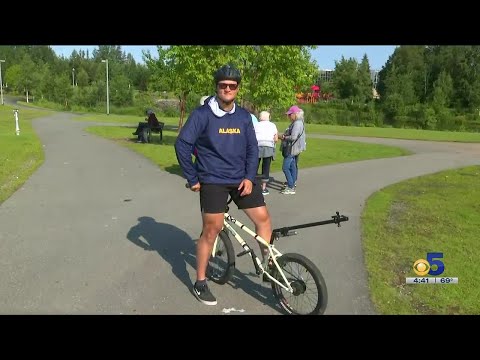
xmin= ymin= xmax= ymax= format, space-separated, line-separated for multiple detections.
xmin=423 ymin=107 xmax=437 ymax=130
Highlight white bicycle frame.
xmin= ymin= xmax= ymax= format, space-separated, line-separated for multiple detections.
xmin=212 ymin=212 xmax=295 ymax=293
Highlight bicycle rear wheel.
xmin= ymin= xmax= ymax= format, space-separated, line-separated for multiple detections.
xmin=206 ymin=229 xmax=235 ymax=285
xmin=270 ymin=253 xmax=328 ymax=315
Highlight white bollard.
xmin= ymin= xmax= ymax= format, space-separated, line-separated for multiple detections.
xmin=13 ymin=109 xmax=20 ymax=135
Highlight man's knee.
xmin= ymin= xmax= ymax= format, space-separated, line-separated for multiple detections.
xmin=202 ymin=221 xmax=223 ymax=240
xmin=252 ymin=207 xmax=271 ymax=228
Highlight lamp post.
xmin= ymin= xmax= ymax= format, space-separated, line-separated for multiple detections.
xmin=0 ymin=59 xmax=5 ymax=105
xmin=72 ymin=67 xmax=75 ymax=87
xmin=101 ymin=59 xmax=109 ymax=115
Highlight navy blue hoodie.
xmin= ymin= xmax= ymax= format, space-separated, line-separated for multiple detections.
xmin=175 ymin=98 xmax=259 ymax=186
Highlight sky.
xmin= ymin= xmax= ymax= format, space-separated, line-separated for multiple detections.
xmin=50 ymin=45 xmax=397 ymax=71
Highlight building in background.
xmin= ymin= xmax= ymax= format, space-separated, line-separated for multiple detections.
xmin=318 ymin=69 xmax=334 ymax=83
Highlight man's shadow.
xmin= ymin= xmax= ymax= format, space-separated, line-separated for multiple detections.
xmin=126 ymin=216 xmax=196 ymax=290
xmin=126 ymin=217 xmax=283 ymax=314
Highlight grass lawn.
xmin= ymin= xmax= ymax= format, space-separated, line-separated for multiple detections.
xmin=0 ymin=105 xmax=53 ymax=204
xmin=362 ymin=165 xmax=480 ymax=314
xmin=298 ymin=123 xmax=480 ymax=143
xmin=75 ymin=113 xmax=180 ymax=127
xmin=84 ymin=125 xmax=411 ymax=176
xmin=75 ymin=113 xmax=480 ymax=143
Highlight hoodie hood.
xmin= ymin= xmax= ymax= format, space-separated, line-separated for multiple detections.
xmin=208 ymin=96 xmax=236 ymax=117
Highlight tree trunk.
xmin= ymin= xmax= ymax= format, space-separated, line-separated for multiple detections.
xmin=26 ymin=90 xmax=29 ymax=103
xmin=177 ymin=93 xmax=187 ymax=133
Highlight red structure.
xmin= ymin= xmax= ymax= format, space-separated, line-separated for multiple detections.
xmin=296 ymin=84 xmax=332 ymax=104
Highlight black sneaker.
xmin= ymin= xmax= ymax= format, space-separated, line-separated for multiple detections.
xmin=193 ymin=282 xmax=217 ymax=306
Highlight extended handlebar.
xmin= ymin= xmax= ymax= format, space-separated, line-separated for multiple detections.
xmin=272 ymin=211 xmax=349 ymax=240
xmin=185 ymin=183 xmax=349 ymax=239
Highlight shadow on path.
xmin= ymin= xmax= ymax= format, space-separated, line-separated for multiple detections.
xmin=224 ymin=266 xmax=284 ymax=314
xmin=126 ymin=216 xmax=195 ymax=290
xmin=267 ymin=176 xmax=285 ymax=191
xmin=126 ymin=217 xmax=282 ymax=313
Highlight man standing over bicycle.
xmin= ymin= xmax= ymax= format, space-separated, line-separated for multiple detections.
xmin=174 ymin=64 xmax=273 ymax=306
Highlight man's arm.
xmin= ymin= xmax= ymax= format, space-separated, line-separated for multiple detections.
xmin=174 ymin=112 xmax=204 ymax=186
xmin=244 ymin=119 xmax=259 ymax=182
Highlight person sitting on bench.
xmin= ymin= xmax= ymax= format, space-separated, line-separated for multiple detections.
xmin=133 ymin=109 xmax=160 ymax=143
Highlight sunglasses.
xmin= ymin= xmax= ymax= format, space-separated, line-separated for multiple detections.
xmin=217 ymin=83 xmax=238 ymax=90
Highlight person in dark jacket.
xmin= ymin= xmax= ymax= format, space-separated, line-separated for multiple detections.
xmin=174 ymin=64 xmax=273 ymax=306
xmin=133 ymin=109 xmax=160 ymax=143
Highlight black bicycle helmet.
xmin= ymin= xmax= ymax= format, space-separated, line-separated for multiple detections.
xmin=214 ymin=64 xmax=242 ymax=84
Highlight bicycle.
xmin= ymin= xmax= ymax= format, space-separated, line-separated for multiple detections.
xmin=199 ymin=193 xmax=349 ymax=315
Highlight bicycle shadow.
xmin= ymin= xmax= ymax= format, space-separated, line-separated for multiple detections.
xmin=126 ymin=216 xmax=196 ymax=290
xmin=188 ymin=234 xmax=284 ymax=314
xmin=126 ymin=217 xmax=283 ymax=314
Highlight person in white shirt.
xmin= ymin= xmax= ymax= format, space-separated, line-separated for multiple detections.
xmin=254 ymin=111 xmax=278 ymax=195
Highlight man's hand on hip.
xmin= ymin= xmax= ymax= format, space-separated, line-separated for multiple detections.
xmin=238 ymin=179 xmax=253 ymax=196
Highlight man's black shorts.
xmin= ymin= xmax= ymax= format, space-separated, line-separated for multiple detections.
xmin=200 ymin=183 xmax=265 ymax=214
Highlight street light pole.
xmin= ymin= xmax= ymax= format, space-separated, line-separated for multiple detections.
xmin=101 ymin=59 xmax=109 ymax=115
xmin=0 ymin=59 xmax=5 ymax=106
xmin=72 ymin=67 xmax=75 ymax=88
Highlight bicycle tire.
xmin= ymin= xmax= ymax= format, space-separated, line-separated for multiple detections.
xmin=206 ymin=229 xmax=235 ymax=285
xmin=270 ymin=253 xmax=328 ymax=315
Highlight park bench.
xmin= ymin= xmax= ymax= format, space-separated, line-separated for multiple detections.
xmin=144 ymin=121 xmax=164 ymax=143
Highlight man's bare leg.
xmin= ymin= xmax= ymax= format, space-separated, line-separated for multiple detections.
xmin=193 ymin=212 xmax=224 ymax=305
xmin=243 ymin=206 xmax=272 ymax=261
xmin=196 ymin=212 xmax=224 ymax=281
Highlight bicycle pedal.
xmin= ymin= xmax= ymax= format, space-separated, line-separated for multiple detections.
xmin=236 ymin=249 xmax=251 ymax=257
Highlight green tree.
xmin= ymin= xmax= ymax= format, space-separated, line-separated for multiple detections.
xmin=146 ymin=45 xmax=317 ymax=130
xmin=53 ymin=73 xmax=73 ymax=107
xmin=92 ymin=46 xmax=125 ymax=63
xmin=431 ymin=70 xmax=453 ymax=110
xmin=243 ymin=46 xmax=318 ymax=111
xmin=382 ymin=63 xmax=417 ymax=126
xmin=332 ymin=57 xmax=359 ymax=102
xmin=4 ymin=64 xmax=22 ymax=93
xmin=37 ymin=63 xmax=55 ymax=100
xmin=110 ymin=74 xmax=133 ymax=106
xmin=18 ymin=54 xmax=37 ymax=102
xmin=76 ymin=68 xmax=89 ymax=87
xmin=358 ymin=54 xmax=374 ymax=103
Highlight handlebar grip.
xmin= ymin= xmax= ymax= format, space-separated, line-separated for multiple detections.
xmin=278 ymin=229 xmax=298 ymax=237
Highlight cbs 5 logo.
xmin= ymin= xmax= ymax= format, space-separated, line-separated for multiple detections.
xmin=413 ymin=252 xmax=445 ymax=276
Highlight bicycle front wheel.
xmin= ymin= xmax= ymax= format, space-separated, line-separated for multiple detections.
xmin=270 ymin=253 xmax=328 ymax=315
xmin=206 ymin=229 xmax=235 ymax=285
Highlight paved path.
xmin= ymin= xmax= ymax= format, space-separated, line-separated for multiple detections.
xmin=0 ymin=113 xmax=479 ymax=314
